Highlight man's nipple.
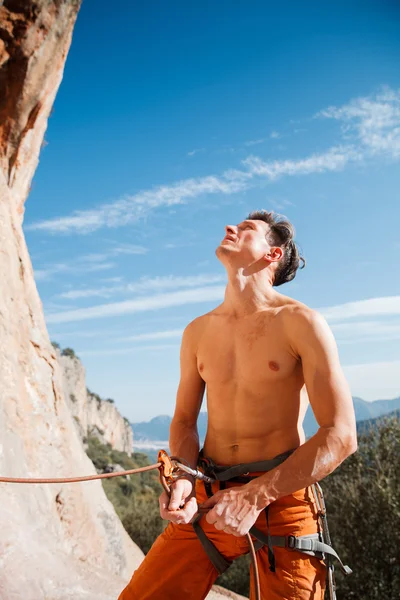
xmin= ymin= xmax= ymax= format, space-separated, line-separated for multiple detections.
xmin=268 ymin=361 xmax=280 ymax=371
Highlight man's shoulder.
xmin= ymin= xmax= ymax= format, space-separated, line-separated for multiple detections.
xmin=184 ymin=307 xmax=219 ymax=337
xmin=279 ymin=298 xmax=326 ymax=333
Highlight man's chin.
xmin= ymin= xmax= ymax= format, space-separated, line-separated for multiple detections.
xmin=215 ymin=244 xmax=234 ymax=262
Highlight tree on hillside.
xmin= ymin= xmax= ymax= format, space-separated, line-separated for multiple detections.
xmin=61 ymin=347 xmax=77 ymax=359
xmin=322 ymin=415 xmax=399 ymax=599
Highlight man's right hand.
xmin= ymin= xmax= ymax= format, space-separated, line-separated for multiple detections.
xmin=159 ymin=477 xmax=198 ymax=525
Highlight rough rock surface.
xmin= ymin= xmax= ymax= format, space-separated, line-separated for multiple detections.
xmin=0 ymin=2 xmax=142 ymax=598
xmin=56 ymin=348 xmax=134 ymax=455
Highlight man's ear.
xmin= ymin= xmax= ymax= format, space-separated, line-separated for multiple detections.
xmin=264 ymin=247 xmax=283 ymax=262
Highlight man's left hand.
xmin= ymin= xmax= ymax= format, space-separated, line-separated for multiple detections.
xmin=200 ymin=485 xmax=264 ymax=536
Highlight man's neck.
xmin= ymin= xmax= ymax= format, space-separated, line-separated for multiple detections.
xmin=222 ymin=270 xmax=280 ymax=317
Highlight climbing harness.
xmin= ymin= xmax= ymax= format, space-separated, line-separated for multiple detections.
xmin=0 ymin=449 xmax=351 ymax=600
xmin=194 ymin=450 xmax=352 ymax=600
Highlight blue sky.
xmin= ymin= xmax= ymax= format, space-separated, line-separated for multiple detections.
xmin=24 ymin=0 xmax=400 ymax=421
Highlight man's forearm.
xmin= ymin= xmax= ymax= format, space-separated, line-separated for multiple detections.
xmin=248 ymin=426 xmax=357 ymax=508
xmin=169 ymin=418 xmax=200 ymax=470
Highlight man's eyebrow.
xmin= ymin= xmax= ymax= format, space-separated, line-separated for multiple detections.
xmin=239 ymin=220 xmax=258 ymax=227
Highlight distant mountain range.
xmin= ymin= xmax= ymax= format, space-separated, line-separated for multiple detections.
xmin=356 ymin=408 xmax=400 ymax=433
xmin=131 ymin=396 xmax=400 ymax=447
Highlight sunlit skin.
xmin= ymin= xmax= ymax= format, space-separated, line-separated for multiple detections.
xmin=159 ymin=218 xmax=358 ymax=535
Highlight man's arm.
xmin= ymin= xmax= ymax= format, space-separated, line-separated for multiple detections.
xmin=159 ymin=319 xmax=205 ymax=522
xmin=169 ymin=318 xmax=205 ymax=468
xmin=249 ymin=307 xmax=358 ymax=507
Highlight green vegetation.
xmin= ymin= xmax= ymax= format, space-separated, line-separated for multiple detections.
xmin=70 ymin=393 xmax=77 ymax=403
xmin=216 ymin=555 xmax=251 ymax=596
xmin=51 ymin=343 xmax=80 ymax=360
xmin=83 ymin=417 xmax=399 ymax=598
xmin=88 ymin=424 xmax=105 ymax=437
xmin=87 ymin=388 xmax=103 ymax=408
xmin=61 ymin=347 xmax=77 ymax=359
xmin=323 ymin=415 xmax=399 ymax=599
xmin=85 ymin=436 xmax=165 ymax=552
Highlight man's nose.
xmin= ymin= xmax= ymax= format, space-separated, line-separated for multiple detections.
xmin=225 ymin=225 xmax=237 ymax=235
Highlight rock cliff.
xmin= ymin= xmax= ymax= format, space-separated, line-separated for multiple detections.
xmin=56 ymin=347 xmax=134 ymax=455
xmin=0 ymin=2 xmax=143 ymax=598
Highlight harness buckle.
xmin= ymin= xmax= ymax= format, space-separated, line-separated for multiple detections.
xmin=198 ymin=456 xmax=217 ymax=479
xmin=287 ymin=535 xmax=296 ymax=549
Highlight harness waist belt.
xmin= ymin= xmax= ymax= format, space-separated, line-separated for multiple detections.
xmin=209 ymin=449 xmax=296 ymax=481
xmin=193 ymin=448 xmax=352 ymax=596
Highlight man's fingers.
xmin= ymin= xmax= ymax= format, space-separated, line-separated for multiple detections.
xmin=200 ymin=491 xmax=222 ymax=509
xmin=174 ymin=498 xmax=198 ymax=524
xmin=159 ymin=491 xmax=169 ymax=511
xmin=168 ymin=487 xmax=184 ymax=511
xmin=205 ymin=506 xmax=219 ymax=525
xmin=165 ymin=498 xmax=198 ymax=524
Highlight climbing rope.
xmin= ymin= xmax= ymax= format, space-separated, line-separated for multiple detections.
xmin=0 ymin=462 xmax=162 ymax=484
xmin=0 ymin=449 xmax=262 ymax=600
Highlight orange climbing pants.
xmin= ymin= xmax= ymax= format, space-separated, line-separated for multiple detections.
xmin=118 ymin=476 xmax=327 ymax=600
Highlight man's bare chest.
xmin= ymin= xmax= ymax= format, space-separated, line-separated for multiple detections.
xmin=196 ymin=316 xmax=300 ymax=387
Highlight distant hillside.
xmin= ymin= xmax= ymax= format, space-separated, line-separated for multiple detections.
xmin=305 ymin=395 xmax=400 ymax=437
xmin=132 ymin=413 xmax=208 ymax=442
xmin=132 ymin=396 xmax=400 ymax=444
xmin=356 ymin=408 xmax=400 ymax=434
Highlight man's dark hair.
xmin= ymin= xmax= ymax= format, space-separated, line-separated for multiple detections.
xmin=247 ymin=210 xmax=306 ymax=286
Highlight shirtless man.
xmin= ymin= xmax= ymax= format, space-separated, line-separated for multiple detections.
xmin=119 ymin=210 xmax=357 ymax=600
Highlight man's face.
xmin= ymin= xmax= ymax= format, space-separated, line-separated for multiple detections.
xmin=216 ymin=219 xmax=271 ymax=267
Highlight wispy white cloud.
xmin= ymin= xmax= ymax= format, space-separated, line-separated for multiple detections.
xmin=27 ymin=144 xmax=349 ymax=235
xmin=46 ymin=285 xmax=225 ymax=324
xmin=243 ymin=145 xmax=363 ymax=180
xmin=112 ymin=244 xmax=148 ymax=255
xmin=79 ymin=253 xmax=109 ymax=263
xmin=57 ymin=273 xmax=226 ymax=300
xmin=49 ymin=329 xmax=123 ymax=340
xmin=244 ymin=138 xmax=267 ymax=147
xmin=78 ymin=344 xmax=180 ymax=357
xmin=34 ymin=245 xmax=147 ymax=282
xmin=188 ymin=148 xmax=205 ymax=157
xmin=25 ymin=88 xmax=400 ymax=235
xmin=267 ymin=198 xmax=295 ymax=211
xmin=100 ymin=276 xmax=124 ymax=283
xmin=332 ymin=319 xmax=400 ymax=344
xmin=120 ymin=329 xmax=183 ymax=342
xmin=318 ymin=295 xmax=400 ymax=347
xmin=26 ymin=171 xmax=250 ymax=234
xmin=343 ymin=359 xmax=400 ymax=401
xmin=35 ymin=261 xmax=115 ymax=281
xmin=245 ymin=132 xmax=280 ymax=145
xmin=319 ymin=296 xmax=400 ymax=321
xmin=315 ymin=86 xmax=400 ymax=159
